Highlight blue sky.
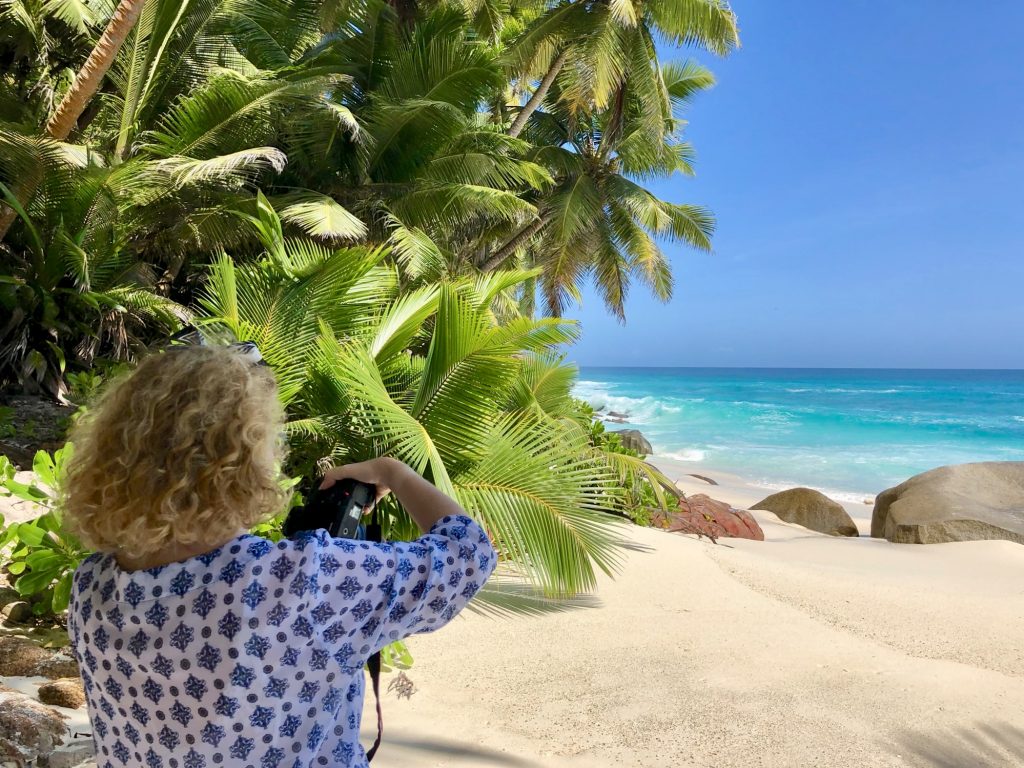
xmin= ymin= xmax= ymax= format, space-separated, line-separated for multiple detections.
xmin=567 ymin=1 xmax=1024 ymax=369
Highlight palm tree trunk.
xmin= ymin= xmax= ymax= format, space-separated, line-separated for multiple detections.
xmin=0 ymin=0 xmax=147 ymax=239
xmin=480 ymin=217 xmax=548 ymax=272
xmin=507 ymin=48 xmax=569 ymax=139
xmin=46 ymin=0 xmax=148 ymax=141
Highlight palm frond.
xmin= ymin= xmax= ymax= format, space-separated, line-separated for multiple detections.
xmin=278 ymin=192 xmax=367 ymax=241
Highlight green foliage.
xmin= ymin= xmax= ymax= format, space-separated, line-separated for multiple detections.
xmin=195 ymin=205 xmax=628 ymax=600
xmin=574 ymin=398 xmax=677 ymax=525
xmin=0 ymin=406 xmax=15 ymax=438
xmin=1 ymin=0 xmax=736 ymax=396
xmin=0 ymin=446 xmax=87 ymax=614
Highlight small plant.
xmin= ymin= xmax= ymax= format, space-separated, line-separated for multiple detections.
xmin=380 ymin=643 xmax=415 ymax=671
xmin=0 ymin=407 xmax=15 ymax=438
xmin=66 ymin=370 xmax=106 ymax=406
xmin=0 ymin=447 xmax=89 ymax=615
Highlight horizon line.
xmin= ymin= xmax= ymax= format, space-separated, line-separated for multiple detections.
xmin=573 ymin=365 xmax=1024 ymax=372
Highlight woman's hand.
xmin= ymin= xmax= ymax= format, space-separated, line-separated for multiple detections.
xmin=324 ymin=457 xmax=466 ymax=534
xmin=320 ymin=457 xmax=400 ymax=506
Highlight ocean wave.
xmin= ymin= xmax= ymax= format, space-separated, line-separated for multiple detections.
xmin=753 ymin=480 xmax=875 ymax=505
xmin=784 ymin=387 xmax=904 ymax=395
xmin=573 ymin=386 xmax=683 ymax=424
xmin=659 ymin=448 xmax=706 ymax=462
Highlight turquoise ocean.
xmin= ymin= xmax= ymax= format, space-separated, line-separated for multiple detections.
xmin=574 ymin=368 xmax=1024 ymax=501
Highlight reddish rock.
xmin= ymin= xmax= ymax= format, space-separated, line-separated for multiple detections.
xmin=653 ymin=494 xmax=764 ymax=541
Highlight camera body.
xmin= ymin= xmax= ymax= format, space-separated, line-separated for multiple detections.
xmin=283 ymin=479 xmax=377 ymax=539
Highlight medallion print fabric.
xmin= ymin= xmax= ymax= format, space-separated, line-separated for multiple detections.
xmin=67 ymin=515 xmax=497 ymax=768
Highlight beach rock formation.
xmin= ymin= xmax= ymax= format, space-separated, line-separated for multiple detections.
xmin=872 ymin=461 xmax=1024 ymax=544
xmin=652 ymin=494 xmax=764 ymax=541
xmin=37 ymin=680 xmax=85 ymax=711
xmin=0 ymin=636 xmax=79 ymax=679
xmin=611 ymin=429 xmax=652 ymax=455
xmin=752 ymin=487 xmax=858 ymax=537
xmin=0 ymin=692 xmax=68 ymax=764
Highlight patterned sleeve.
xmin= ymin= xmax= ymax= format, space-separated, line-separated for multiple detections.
xmin=302 ymin=514 xmax=497 ymax=670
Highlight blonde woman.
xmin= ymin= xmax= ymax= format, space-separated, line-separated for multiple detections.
xmin=63 ymin=344 xmax=497 ymax=768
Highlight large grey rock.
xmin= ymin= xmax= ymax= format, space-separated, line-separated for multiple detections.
xmin=0 ymin=693 xmax=68 ymax=765
xmin=611 ymin=429 xmax=652 ymax=456
xmin=871 ymin=462 xmax=1024 ymax=544
xmin=752 ymin=487 xmax=859 ymax=537
xmin=1 ymin=601 xmax=32 ymax=624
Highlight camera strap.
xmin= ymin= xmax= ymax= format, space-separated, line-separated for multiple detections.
xmin=364 ymin=519 xmax=384 ymax=762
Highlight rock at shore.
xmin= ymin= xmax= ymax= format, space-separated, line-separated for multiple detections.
xmin=652 ymin=494 xmax=764 ymax=541
xmin=871 ymin=461 xmax=1024 ymax=544
xmin=0 ymin=694 xmax=68 ymax=764
xmin=37 ymin=679 xmax=85 ymax=710
xmin=0 ymin=636 xmax=79 ymax=679
xmin=611 ymin=429 xmax=652 ymax=456
xmin=752 ymin=487 xmax=859 ymax=537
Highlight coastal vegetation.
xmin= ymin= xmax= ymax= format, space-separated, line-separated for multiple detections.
xmin=0 ymin=0 xmax=738 ymax=621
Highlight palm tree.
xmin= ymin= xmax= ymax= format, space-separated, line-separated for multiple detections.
xmin=195 ymin=200 xmax=631 ymax=603
xmin=480 ymin=59 xmax=717 ymax=318
xmin=504 ymin=0 xmax=739 ymax=136
xmin=45 ymin=0 xmax=148 ymax=141
xmin=0 ymin=0 xmax=148 ymax=238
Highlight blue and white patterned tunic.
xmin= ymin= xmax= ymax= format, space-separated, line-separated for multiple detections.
xmin=67 ymin=515 xmax=496 ymax=768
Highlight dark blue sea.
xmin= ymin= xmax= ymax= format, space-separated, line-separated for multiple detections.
xmin=575 ymin=368 xmax=1024 ymax=499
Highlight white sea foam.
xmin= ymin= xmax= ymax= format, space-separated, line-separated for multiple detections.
xmin=753 ymin=480 xmax=875 ymax=505
xmin=784 ymin=387 xmax=905 ymax=395
xmin=659 ymin=448 xmax=707 ymax=462
xmin=573 ymin=383 xmax=682 ymax=424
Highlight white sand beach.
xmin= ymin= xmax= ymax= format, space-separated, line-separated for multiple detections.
xmin=362 ymin=457 xmax=1024 ymax=767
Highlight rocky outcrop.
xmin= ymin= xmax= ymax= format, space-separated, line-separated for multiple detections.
xmin=1 ymin=601 xmax=32 ymax=624
xmin=0 ymin=395 xmax=72 ymax=471
xmin=0 ymin=694 xmax=68 ymax=765
xmin=752 ymin=487 xmax=859 ymax=537
xmin=652 ymin=494 xmax=764 ymax=541
xmin=36 ymin=680 xmax=84 ymax=711
xmin=0 ymin=637 xmax=78 ymax=679
xmin=611 ymin=429 xmax=652 ymax=456
xmin=872 ymin=462 xmax=1024 ymax=544
xmin=0 ymin=688 xmax=93 ymax=768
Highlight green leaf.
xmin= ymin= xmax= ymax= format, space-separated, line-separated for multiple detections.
xmin=52 ymin=571 xmax=74 ymax=613
xmin=25 ymin=550 xmax=64 ymax=571
xmin=15 ymin=567 xmax=58 ymax=596
xmin=279 ymin=194 xmax=367 ymax=241
xmin=32 ymin=450 xmax=57 ymax=489
xmin=12 ymin=523 xmax=46 ymax=547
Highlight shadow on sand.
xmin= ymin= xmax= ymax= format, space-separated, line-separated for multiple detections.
xmin=379 ymin=734 xmax=541 ymax=766
xmin=892 ymin=722 xmax=1024 ymax=767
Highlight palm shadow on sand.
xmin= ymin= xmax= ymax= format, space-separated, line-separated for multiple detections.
xmin=891 ymin=722 xmax=1024 ymax=767
xmin=378 ymin=735 xmax=540 ymax=766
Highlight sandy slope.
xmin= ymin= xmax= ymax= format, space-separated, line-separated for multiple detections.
xmin=361 ymin=461 xmax=1024 ymax=767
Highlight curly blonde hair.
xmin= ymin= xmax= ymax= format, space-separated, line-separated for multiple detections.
xmin=63 ymin=346 xmax=288 ymax=558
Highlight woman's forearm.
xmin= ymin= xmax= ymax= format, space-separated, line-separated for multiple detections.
xmin=384 ymin=459 xmax=467 ymax=533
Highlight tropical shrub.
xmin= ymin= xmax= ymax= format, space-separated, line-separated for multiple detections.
xmin=0 ymin=446 xmax=87 ymax=614
xmin=193 ymin=200 xmax=629 ymax=601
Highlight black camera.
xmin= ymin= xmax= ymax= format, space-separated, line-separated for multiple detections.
xmin=283 ymin=479 xmax=377 ymax=539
